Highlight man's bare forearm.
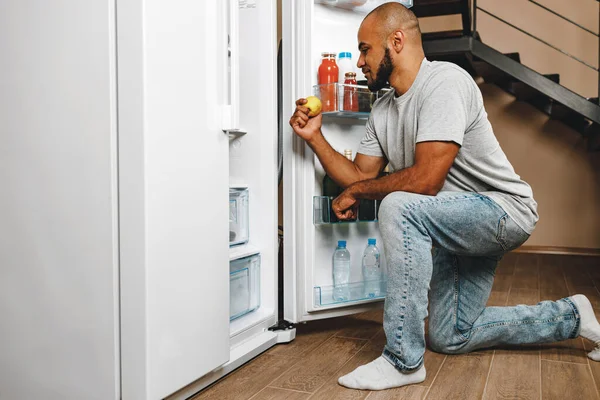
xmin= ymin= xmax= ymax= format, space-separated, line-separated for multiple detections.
xmin=347 ymin=166 xmax=441 ymax=200
xmin=307 ymin=132 xmax=365 ymax=188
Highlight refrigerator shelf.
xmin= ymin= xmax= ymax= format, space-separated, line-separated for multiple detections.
xmin=313 ymin=279 xmax=387 ymax=307
xmin=229 ymin=243 xmax=260 ymax=262
xmin=321 ymin=110 xmax=371 ymax=120
xmin=312 ymin=83 xmax=390 ymax=118
xmin=313 ymin=196 xmax=379 ymax=225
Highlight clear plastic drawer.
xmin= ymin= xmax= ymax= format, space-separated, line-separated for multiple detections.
xmin=229 ymin=187 xmax=249 ymax=246
xmin=230 ymin=253 xmax=260 ymax=321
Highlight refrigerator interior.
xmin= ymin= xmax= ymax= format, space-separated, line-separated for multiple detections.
xmin=284 ymin=1 xmax=389 ymax=324
xmin=311 ymin=4 xmax=388 ymax=309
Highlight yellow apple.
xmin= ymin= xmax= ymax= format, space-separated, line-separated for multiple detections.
xmin=305 ymin=96 xmax=322 ymax=117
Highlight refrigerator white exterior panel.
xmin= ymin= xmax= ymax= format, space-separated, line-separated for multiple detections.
xmin=0 ymin=1 xmax=120 ymax=399
xmin=119 ymin=0 xmax=231 ymax=398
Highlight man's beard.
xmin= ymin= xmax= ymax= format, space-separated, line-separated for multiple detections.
xmin=368 ymin=48 xmax=393 ymax=92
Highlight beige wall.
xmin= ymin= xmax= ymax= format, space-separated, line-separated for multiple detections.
xmin=482 ymin=84 xmax=600 ymax=249
xmin=473 ymin=2 xmax=600 ymax=249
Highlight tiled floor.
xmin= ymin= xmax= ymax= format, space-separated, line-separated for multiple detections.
xmin=194 ymin=253 xmax=600 ymax=400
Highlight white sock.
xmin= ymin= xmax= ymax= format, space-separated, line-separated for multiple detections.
xmin=571 ymin=294 xmax=600 ymax=361
xmin=337 ymin=356 xmax=426 ymax=391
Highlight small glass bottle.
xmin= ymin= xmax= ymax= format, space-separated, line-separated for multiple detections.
xmin=318 ymin=52 xmax=339 ymax=112
xmin=343 ymin=72 xmax=359 ymax=112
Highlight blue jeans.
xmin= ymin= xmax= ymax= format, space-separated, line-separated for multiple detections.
xmin=377 ymin=191 xmax=580 ymax=372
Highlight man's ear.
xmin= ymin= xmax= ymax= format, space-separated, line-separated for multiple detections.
xmin=390 ymin=30 xmax=405 ymax=53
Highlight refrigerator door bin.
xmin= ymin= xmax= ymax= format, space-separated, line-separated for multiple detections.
xmin=313 ymin=278 xmax=387 ymax=308
xmin=229 ymin=187 xmax=249 ymax=246
xmin=230 ymin=253 xmax=261 ymax=321
xmin=313 ymin=196 xmax=379 ymax=224
xmin=312 ymin=83 xmax=391 ymax=119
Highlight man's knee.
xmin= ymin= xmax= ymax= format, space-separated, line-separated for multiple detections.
xmin=428 ymin=328 xmax=468 ymax=355
xmin=378 ymin=191 xmax=424 ymax=226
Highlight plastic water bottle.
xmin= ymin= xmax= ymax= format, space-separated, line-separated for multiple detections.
xmin=337 ymin=52 xmax=354 ymax=83
xmin=332 ymin=240 xmax=351 ymax=301
xmin=362 ymin=238 xmax=381 ymax=298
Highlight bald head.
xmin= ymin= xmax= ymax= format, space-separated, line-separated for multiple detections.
xmin=356 ymin=2 xmax=425 ymax=94
xmin=362 ymin=2 xmax=421 ymax=45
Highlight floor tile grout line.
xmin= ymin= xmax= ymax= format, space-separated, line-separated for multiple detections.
xmin=266 ymin=386 xmax=313 ymax=394
xmin=245 ymin=355 xmax=307 ymax=400
xmin=335 ymin=333 xmax=380 ymax=341
xmin=539 ymin=346 xmax=542 ymax=400
xmin=481 ymin=350 xmax=496 ymax=399
xmin=423 ymin=355 xmax=447 ymax=399
xmin=585 ymin=357 xmax=600 ymax=399
xmin=303 ymin=336 xmax=373 ymax=398
xmin=541 ymin=358 xmax=593 ymax=366
xmin=248 ymin=385 xmax=313 ymax=400
xmin=258 ymin=335 xmax=352 ymax=396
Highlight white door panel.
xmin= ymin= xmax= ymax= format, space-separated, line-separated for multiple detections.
xmin=119 ymin=1 xmax=230 ymax=398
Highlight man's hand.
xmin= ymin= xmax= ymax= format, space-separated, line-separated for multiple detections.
xmin=332 ymin=188 xmax=359 ymax=220
xmin=289 ymin=98 xmax=323 ymax=143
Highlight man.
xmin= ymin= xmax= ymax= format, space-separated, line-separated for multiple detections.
xmin=289 ymin=2 xmax=600 ymax=392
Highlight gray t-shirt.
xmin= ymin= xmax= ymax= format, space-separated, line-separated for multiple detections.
xmin=358 ymin=58 xmax=538 ymax=234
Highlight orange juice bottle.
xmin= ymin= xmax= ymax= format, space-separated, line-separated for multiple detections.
xmin=318 ymin=52 xmax=338 ymax=112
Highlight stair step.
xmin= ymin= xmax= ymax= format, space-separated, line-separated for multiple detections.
xmin=550 ymin=102 xmax=592 ymax=133
xmin=545 ymin=74 xmax=560 ymax=84
xmin=471 ymin=60 xmax=509 ymax=84
xmin=422 ymin=30 xmax=464 ymax=41
xmin=472 ymin=52 xmax=521 ymax=64
xmin=504 ymin=53 xmax=521 ymax=63
xmin=426 ymin=52 xmax=477 ymax=76
xmin=471 ymin=53 xmax=522 ymax=84
xmin=500 ymin=74 xmax=560 ymax=102
xmin=412 ymin=0 xmax=466 ymax=18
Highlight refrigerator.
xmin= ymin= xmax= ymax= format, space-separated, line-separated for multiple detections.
xmin=0 ymin=0 xmax=402 ymax=399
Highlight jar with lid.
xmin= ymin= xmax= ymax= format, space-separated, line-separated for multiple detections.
xmin=343 ymin=72 xmax=359 ymax=112
xmin=318 ymin=52 xmax=339 ymax=112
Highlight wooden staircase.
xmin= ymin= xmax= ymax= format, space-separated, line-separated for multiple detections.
xmin=412 ymin=0 xmax=600 ymax=151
